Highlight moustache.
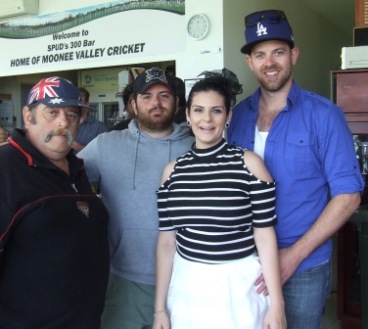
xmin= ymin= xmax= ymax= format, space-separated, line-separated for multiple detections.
xmin=263 ymin=64 xmax=280 ymax=71
xmin=44 ymin=128 xmax=74 ymax=146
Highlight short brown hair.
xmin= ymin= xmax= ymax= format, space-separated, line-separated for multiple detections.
xmin=78 ymin=87 xmax=90 ymax=104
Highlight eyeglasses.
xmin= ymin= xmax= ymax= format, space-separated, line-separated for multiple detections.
xmin=245 ymin=10 xmax=287 ymax=28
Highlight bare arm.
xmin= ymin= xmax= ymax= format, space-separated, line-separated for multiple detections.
xmin=160 ymin=161 xmax=176 ymax=185
xmin=243 ymin=150 xmax=273 ymax=181
xmin=153 ymin=230 xmax=176 ymax=329
xmin=254 ymin=227 xmax=286 ymax=329
xmin=278 ymin=192 xmax=360 ymax=285
xmin=244 ymin=150 xmax=286 ymax=328
xmin=255 ymin=192 xmax=361 ymax=294
xmin=153 ymin=160 xmax=177 ymax=329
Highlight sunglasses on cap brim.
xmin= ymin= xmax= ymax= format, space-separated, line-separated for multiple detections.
xmin=245 ymin=10 xmax=287 ymax=28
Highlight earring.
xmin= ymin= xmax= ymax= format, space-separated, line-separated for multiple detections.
xmin=225 ymin=122 xmax=230 ymax=128
xmin=187 ymin=120 xmax=191 ymax=127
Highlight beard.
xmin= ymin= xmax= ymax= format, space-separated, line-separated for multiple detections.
xmin=136 ymin=105 xmax=176 ymax=133
xmin=256 ymin=64 xmax=292 ymax=93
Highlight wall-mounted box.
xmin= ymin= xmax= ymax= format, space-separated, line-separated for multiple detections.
xmin=341 ymin=46 xmax=368 ymax=70
xmin=0 ymin=0 xmax=39 ymax=20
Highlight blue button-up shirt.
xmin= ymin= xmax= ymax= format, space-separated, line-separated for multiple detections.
xmin=228 ymin=81 xmax=364 ymax=272
xmin=76 ymin=115 xmax=108 ymax=147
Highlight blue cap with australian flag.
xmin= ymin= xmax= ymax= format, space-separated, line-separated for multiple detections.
xmin=27 ymin=76 xmax=90 ymax=109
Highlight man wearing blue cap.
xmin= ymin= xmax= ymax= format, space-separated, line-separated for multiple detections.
xmin=0 ymin=76 xmax=109 ymax=329
xmin=228 ymin=10 xmax=364 ymax=329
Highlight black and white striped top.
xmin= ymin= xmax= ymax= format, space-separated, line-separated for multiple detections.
xmin=157 ymin=139 xmax=277 ymax=264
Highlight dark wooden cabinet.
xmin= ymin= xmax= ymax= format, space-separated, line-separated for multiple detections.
xmin=337 ymin=222 xmax=362 ymax=328
xmin=333 ymin=69 xmax=368 ymax=329
xmin=332 ymin=69 xmax=368 ymax=134
xmin=338 ymin=207 xmax=368 ymax=329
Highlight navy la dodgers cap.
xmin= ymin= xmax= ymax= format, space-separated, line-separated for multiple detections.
xmin=241 ymin=9 xmax=294 ymax=54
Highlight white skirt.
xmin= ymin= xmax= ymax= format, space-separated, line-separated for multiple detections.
xmin=167 ymin=253 xmax=270 ymax=329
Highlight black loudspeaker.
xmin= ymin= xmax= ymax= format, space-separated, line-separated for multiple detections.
xmin=354 ymin=27 xmax=368 ymax=46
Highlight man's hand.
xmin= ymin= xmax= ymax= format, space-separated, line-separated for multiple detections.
xmin=255 ymin=246 xmax=303 ymax=295
xmin=71 ymin=140 xmax=85 ymax=152
xmin=278 ymin=247 xmax=302 ymax=285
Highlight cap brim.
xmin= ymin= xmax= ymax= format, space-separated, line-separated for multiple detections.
xmin=241 ymin=38 xmax=294 ymax=54
xmin=37 ymin=98 xmax=93 ymax=111
xmin=135 ymin=81 xmax=175 ymax=95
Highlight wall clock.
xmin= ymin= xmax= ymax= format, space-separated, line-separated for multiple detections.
xmin=187 ymin=14 xmax=210 ymax=40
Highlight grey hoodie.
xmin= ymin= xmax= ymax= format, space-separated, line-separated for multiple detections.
xmin=78 ymin=120 xmax=193 ymax=285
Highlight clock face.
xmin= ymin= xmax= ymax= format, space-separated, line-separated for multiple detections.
xmin=187 ymin=14 xmax=210 ymax=40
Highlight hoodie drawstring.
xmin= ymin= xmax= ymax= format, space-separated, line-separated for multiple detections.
xmin=131 ymin=131 xmax=140 ymax=189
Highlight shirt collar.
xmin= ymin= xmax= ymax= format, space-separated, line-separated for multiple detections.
xmin=250 ymin=80 xmax=299 ymax=112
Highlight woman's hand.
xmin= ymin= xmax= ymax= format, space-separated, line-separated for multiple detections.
xmin=153 ymin=311 xmax=170 ymax=329
xmin=263 ymin=304 xmax=287 ymax=329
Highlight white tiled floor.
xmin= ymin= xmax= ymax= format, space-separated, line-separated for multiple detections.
xmin=321 ymin=292 xmax=341 ymax=329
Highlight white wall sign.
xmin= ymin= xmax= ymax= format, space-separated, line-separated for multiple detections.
xmin=0 ymin=0 xmax=185 ymax=77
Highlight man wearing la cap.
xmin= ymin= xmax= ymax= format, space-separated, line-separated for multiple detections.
xmin=78 ymin=67 xmax=193 ymax=329
xmin=227 ymin=10 xmax=364 ymax=329
xmin=0 ymin=76 xmax=109 ymax=329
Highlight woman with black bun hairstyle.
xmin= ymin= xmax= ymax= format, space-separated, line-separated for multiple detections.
xmin=153 ymin=69 xmax=286 ymax=329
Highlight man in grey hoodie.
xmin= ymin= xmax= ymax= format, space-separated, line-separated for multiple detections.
xmin=78 ymin=67 xmax=193 ymax=329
